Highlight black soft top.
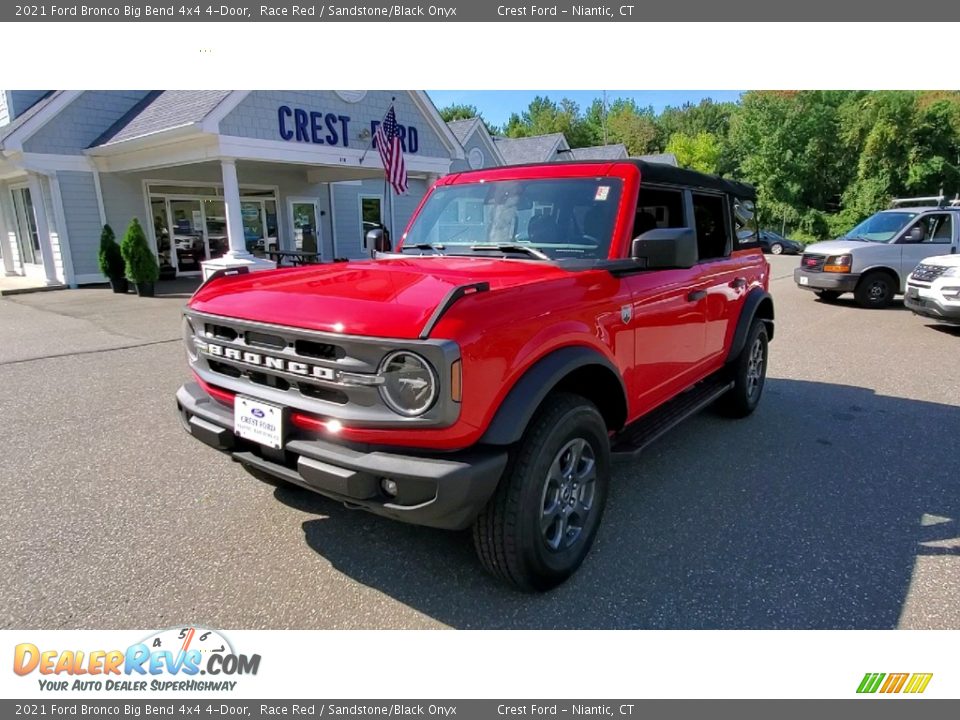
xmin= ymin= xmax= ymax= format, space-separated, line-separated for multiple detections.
xmin=474 ymin=159 xmax=758 ymax=201
xmin=629 ymin=160 xmax=756 ymax=200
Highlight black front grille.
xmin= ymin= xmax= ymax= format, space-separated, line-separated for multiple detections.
xmin=294 ymin=338 xmax=342 ymax=360
xmin=245 ymin=330 xmax=287 ymax=350
xmin=911 ymin=264 xmax=948 ymax=283
xmin=801 ymin=254 xmax=826 ymax=272
xmin=208 ymin=360 xmax=242 ymax=378
xmin=206 ymin=323 xmax=238 ymax=341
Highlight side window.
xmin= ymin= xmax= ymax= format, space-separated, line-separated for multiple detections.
xmin=905 ymin=213 xmax=953 ymax=244
xmin=633 ymin=187 xmax=685 ymax=238
xmin=692 ymin=192 xmax=730 ymax=261
xmin=929 ymin=213 xmax=952 ymax=243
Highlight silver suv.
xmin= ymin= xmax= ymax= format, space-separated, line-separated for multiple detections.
xmin=794 ymin=199 xmax=960 ymax=308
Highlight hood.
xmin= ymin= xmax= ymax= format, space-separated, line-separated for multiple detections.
xmin=188 ymin=256 xmax=571 ymax=339
xmin=919 ymin=252 xmax=960 ymax=268
xmin=803 ymin=239 xmax=882 ymax=255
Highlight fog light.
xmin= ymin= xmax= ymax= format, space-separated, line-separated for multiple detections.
xmin=380 ymin=478 xmax=398 ymax=497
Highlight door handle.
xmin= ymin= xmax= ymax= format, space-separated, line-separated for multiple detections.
xmin=729 ymin=277 xmax=747 ymax=289
xmin=687 ymin=290 xmax=707 ymax=302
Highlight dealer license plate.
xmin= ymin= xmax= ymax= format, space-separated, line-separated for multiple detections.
xmin=799 ymin=276 xmax=809 ymax=286
xmin=234 ymin=396 xmax=284 ymax=449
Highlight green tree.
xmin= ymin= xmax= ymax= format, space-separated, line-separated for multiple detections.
xmin=585 ymin=98 xmax=658 ymax=155
xmin=503 ymin=95 xmax=599 ymax=147
xmin=438 ymin=103 xmax=480 ymax=122
xmin=97 ymin=224 xmax=124 ymax=280
xmin=665 ymin=132 xmax=722 ymax=173
xmin=120 ymin=218 xmax=159 ymax=284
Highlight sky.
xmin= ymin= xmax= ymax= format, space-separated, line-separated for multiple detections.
xmin=426 ymin=90 xmax=744 ymax=128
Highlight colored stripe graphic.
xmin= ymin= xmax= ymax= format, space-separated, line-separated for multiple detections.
xmin=903 ymin=673 xmax=933 ymax=694
xmin=857 ymin=673 xmax=885 ymax=693
xmin=880 ymin=673 xmax=909 ymax=693
xmin=857 ymin=672 xmax=932 ymax=694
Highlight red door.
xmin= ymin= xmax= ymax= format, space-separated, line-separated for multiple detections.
xmin=623 ymin=267 xmax=707 ymax=414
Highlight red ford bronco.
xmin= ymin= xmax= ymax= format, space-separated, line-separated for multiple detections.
xmin=177 ymin=160 xmax=773 ymax=590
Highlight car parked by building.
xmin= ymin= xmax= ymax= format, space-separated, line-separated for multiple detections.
xmin=176 ymin=160 xmax=774 ymax=591
xmin=904 ymin=253 xmax=960 ymax=325
xmin=737 ymin=229 xmax=803 ymax=255
xmin=794 ymin=198 xmax=960 ymax=308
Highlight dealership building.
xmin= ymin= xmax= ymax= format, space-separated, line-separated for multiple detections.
xmin=0 ymin=90 xmax=671 ymax=288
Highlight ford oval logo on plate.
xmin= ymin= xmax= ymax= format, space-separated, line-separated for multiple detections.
xmin=251 ymin=408 xmax=265 ymax=418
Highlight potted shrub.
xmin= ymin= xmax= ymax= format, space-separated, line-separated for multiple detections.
xmin=120 ymin=218 xmax=159 ymax=297
xmin=97 ymin=224 xmax=128 ymax=294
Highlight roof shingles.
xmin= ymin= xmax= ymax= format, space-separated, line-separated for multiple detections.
xmin=91 ymin=90 xmax=233 ymax=147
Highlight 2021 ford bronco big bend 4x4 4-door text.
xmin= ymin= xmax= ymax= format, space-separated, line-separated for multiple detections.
xmin=177 ymin=160 xmax=774 ymax=591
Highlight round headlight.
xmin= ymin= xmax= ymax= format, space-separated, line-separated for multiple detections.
xmin=378 ymin=351 xmax=438 ymax=417
xmin=182 ymin=316 xmax=198 ymax=362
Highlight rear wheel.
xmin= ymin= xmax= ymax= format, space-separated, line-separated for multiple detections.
xmin=716 ymin=320 xmax=768 ymax=418
xmin=814 ymin=290 xmax=842 ymax=302
xmin=854 ymin=271 xmax=896 ymax=309
xmin=770 ymin=242 xmax=784 ymax=255
xmin=473 ymin=393 xmax=610 ymax=591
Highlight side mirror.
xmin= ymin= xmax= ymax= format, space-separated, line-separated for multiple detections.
xmin=631 ymin=227 xmax=697 ymax=269
xmin=905 ymin=225 xmax=925 ymax=244
xmin=365 ymin=227 xmax=392 ymax=253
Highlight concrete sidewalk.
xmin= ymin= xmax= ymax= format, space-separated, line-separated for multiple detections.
xmin=0 ymin=277 xmax=200 ymax=364
xmin=0 ymin=275 xmax=66 ymax=296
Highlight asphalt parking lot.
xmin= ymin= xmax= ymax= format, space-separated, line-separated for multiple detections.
xmin=2 ymin=255 xmax=958 ymax=629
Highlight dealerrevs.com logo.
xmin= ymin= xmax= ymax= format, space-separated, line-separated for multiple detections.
xmin=857 ymin=673 xmax=933 ymax=695
xmin=13 ymin=627 xmax=261 ymax=692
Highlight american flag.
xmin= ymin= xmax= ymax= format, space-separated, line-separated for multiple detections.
xmin=373 ymin=105 xmax=408 ymax=195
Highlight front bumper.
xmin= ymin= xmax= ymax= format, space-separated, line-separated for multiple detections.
xmin=904 ymin=288 xmax=960 ymax=325
xmin=176 ymin=382 xmax=507 ymax=530
xmin=794 ymin=268 xmax=859 ymax=293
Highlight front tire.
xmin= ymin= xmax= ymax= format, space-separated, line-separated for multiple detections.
xmin=473 ymin=393 xmax=611 ymax=591
xmin=716 ymin=320 xmax=769 ymax=418
xmin=854 ymin=271 xmax=895 ymax=309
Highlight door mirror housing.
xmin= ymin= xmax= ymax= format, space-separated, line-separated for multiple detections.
xmin=631 ymin=227 xmax=698 ymax=269
xmin=903 ymin=225 xmax=925 ymax=244
xmin=365 ymin=227 xmax=392 ymax=253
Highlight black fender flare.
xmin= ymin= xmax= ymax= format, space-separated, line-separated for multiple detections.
xmin=480 ymin=346 xmax=627 ymax=446
xmin=727 ymin=289 xmax=775 ymax=363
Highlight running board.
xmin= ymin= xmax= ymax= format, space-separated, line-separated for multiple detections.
xmin=610 ymin=377 xmax=734 ymax=463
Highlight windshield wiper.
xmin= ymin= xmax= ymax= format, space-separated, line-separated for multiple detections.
xmin=468 ymin=243 xmax=550 ymax=260
xmin=401 ymin=243 xmax=445 ymax=255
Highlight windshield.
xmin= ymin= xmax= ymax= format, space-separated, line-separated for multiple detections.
xmin=400 ymin=178 xmax=623 ymax=260
xmin=843 ymin=211 xmax=916 ymax=243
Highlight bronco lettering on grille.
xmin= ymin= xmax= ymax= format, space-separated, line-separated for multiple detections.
xmin=203 ymin=342 xmax=335 ymax=380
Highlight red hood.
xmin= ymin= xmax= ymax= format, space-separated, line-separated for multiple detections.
xmin=188 ymin=257 xmax=571 ymax=339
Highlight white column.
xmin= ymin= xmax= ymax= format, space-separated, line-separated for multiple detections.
xmin=26 ymin=173 xmax=60 ymax=286
xmin=221 ymin=158 xmax=250 ymax=258
xmin=200 ymin=159 xmax=275 ymax=279
xmin=0 ymin=184 xmax=18 ymax=276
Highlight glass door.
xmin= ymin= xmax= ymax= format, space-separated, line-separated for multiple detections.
xmin=291 ymin=201 xmax=319 ymax=254
xmin=168 ymin=199 xmax=207 ymax=273
xmin=11 ymin=186 xmax=40 ymax=266
xmin=150 ymin=198 xmax=175 ymax=278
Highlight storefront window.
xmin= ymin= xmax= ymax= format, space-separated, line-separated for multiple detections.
xmin=169 ymin=199 xmax=207 ymax=271
xmin=147 ymin=183 xmax=279 ymax=273
xmin=241 ymin=202 xmax=264 ymax=254
xmin=203 ymin=199 xmax=228 ymax=260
